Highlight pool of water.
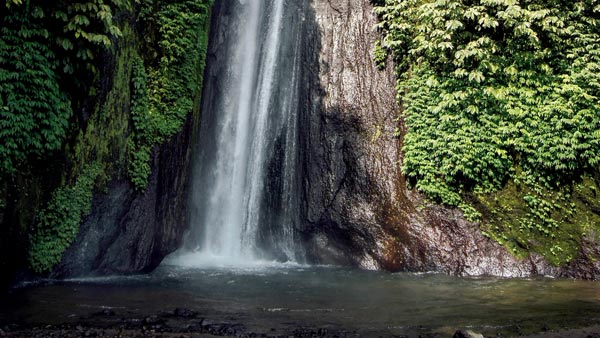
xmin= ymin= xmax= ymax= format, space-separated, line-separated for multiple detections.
xmin=2 ymin=264 xmax=600 ymax=336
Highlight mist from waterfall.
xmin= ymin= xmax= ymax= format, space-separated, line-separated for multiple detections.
xmin=169 ymin=0 xmax=304 ymax=267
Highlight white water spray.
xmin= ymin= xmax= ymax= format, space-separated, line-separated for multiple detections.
xmin=169 ymin=0 xmax=303 ymax=267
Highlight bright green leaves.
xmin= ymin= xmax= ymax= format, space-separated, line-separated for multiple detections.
xmin=29 ymin=163 xmax=102 ymax=273
xmin=1 ymin=0 xmax=127 ymax=273
xmin=58 ymin=0 xmax=123 ymax=49
xmin=128 ymin=55 xmax=153 ymax=190
xmin=0 ymin=14 xmax=72 ymax=174
xmin=127 ymin=0 xmax=212 ymax=190
xmin=374 ymin=0 xmax=600 ymax=265
xmin=49 ymin=0 xmax=124 ymax=78
xmin=0 ymin=0 xmax=126 ymax=175
xmin=374 ymin=39 xmax=388 ymax=70
xmin=4 ymin=0 xmax=23 ymax=9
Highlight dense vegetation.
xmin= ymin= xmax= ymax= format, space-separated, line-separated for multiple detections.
xmin=0 ymin=0 xmax=124 ymax=175
xmin=373 ymin=0 xmax=600 ymax=264
xmin=0 ymin=0 xmax=125 ymax=274
xmin=129 ymin=0 xmax=211 ymax=190
xmin=0 ymin=0 xmax=212 ymax=275
xmin=29 ymin=164 xmax=102 ymax=272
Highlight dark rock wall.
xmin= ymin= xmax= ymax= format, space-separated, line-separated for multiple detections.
xmin=53 ymin=7 xmax=210 ymax=277
xmin=55 ymin=101 xmax=198 ymax=277
xmin=299 ymin=0 xmax=560 ymax=277
xmin=299 ymin=0 xmax=394 ymax=268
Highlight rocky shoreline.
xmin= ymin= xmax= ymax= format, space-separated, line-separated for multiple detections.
xmin=2 ymin=307 xmax=600 ymax=338
xmin=1 ymin=309 xmax=372 ymax=338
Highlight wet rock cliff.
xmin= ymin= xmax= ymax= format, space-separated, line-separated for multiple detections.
xmin=299 ymin=0 xmax=565 ymax=277
xmin=54 ymin=114 xmax=197 ymax=277
xmin=53 ymin=4 xmax=212 ymax=277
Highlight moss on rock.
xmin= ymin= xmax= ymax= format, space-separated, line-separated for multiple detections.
xmin=475 ymin=176 xmax=600 ymax=266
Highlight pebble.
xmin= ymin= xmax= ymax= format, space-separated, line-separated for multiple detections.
xmin=453 ymin=330 xmax=484 ymax=338
xmin=101 ymin=309 xmax=116 ymax=316
xmin=144 ymin=315 xmax=163 ymax=325
xmin=173 ymin=307 xmax=196 ymax=318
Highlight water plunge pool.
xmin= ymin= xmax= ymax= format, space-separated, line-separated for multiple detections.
xmin=2 ymin=265 xmax=600 ymax=337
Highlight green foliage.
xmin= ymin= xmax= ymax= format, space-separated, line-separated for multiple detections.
xmin=476 ymin=177 xmax=600 ymax=265
xmin=374 ymin=39 xmax=388 ymax=70
xmin=0 ymin=0 xmax=125 ymax=175
xmin=127 ymin=0 xmax=212 ymax=190
xmin=70 ymin=24 xmax=136 ymax=182
xmin=128 ymin=55 xmax=152 ymax=189
xmin=2 ymin=0 xmax=213 ymax=275
xmin=2 ymin=0 xmax=125 ymax=79
xmin=29 ymin=163 xmax=102 ymax=273
xmin=49 ymin=0 xmax=125 ymax=77
xmin=0 ymin=12 xmax=72 ymax=174
xmin=1 ymin=0 xmax=126 ymax=274
xmin=374 ymin=0 xmax=600 ymax=264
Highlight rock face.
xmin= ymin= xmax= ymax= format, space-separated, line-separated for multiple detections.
xmin=54 ymin=110 xmax=197 ymax=277
xmin=298 ymin=0 xmax=560 ymax=277
xmin=53 ymin=10 xmax=207 ymax=276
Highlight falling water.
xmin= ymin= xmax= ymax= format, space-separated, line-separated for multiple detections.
xmin=175 ymin=0 xmax=304 ymax=266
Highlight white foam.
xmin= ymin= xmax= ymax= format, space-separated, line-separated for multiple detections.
xmin=162 ymin=250 xmax=308 ymax=272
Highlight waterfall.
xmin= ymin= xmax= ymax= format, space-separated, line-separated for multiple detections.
xmin=172 ymin=0 xmax=304 ymax=266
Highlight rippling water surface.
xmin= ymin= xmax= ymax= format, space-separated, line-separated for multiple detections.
xmin=2 ymin=264 xmax=600 ymax=336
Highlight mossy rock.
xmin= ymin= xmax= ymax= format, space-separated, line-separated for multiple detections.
xmin=474 ymin=176 xmax=600 ymax=266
